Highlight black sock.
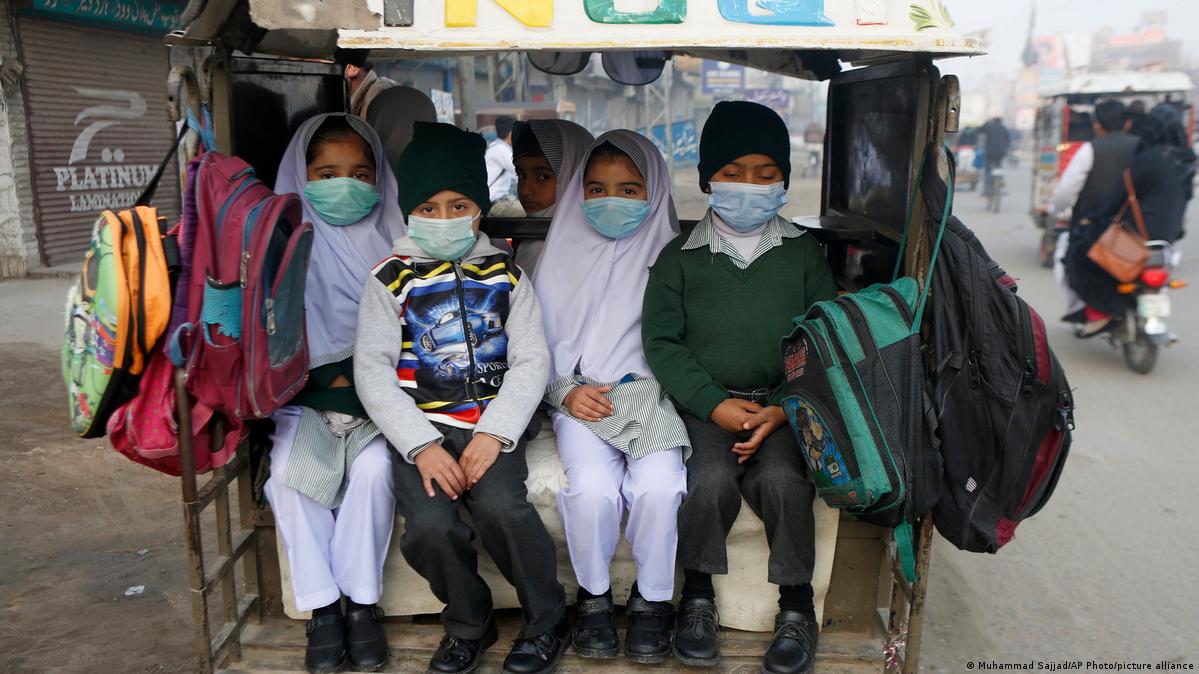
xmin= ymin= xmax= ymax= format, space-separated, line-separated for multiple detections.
xmin=681 ymin=570 xmax=715 ymax=602
xmin=628 ymin=582 xmax=643 ymax=601
xmin=577 ymin=586 xmax=612 ymax=601
xmin=312 ymin=599 xmax=342 ymax=617
xmin=778 ymin=584 xmax=815 ymax=620
xmin=345 ymin=598 xmax=375 ymax=612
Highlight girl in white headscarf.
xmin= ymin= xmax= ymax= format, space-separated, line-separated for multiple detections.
xmin=265 ymin=112 xmax=415 ymax=673
xmin=534 ymin=130 xmax=688 ymax=663
xmin=511 ymin=119 xmax=594 ymax=274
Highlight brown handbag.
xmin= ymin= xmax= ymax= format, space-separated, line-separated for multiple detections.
xmin=1086 ymin=169 xmax=1150 ymax=283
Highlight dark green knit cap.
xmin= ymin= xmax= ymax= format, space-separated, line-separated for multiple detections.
xmin=698 ymin=101 xmax=791 ymax=191
xmin=396 ymin=121 xmax=491 ymax=217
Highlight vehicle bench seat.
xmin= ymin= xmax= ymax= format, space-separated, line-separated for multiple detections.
xmin=277 ymin=422 xmax=841 ymax=632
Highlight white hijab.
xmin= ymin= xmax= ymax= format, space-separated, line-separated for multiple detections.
xmin=274 ymin=113 xmax=406 ymax=367
xmin=513 ymin=120 xmax=595 ymax=274
xmin=534 ymin=129 xmax=679 ymax=383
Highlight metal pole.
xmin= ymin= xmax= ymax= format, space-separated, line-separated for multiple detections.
xmin=457 ymin=56 xmax=478 ymax=130
xmin=664 ymin=61 xmax=674 ymax=176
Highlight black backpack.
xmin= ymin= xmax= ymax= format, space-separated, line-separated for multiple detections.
xmin=920 ymin=151 xmax=1076 ymax=553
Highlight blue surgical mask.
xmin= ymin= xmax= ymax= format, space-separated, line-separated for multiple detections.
xmin=408 ymin=213 xmax=479 ymax=261
xmin=302 ymin=177 xmax=381 ymax=226
xmin=582 ymin=197 xmax=651 ymax=240
xmin=708 ymin=181 xmax=787 ymax=232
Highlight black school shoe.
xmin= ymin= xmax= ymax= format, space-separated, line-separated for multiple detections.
xmin=672 ymin=597 xmax=720 ymax=667
xmin=761 ymin=611 xmax=818 ymax=674
xmin=572 ymin=595 xmax=619 ymax=658
xmin=345 ymin=604 xmax=389 ymax=671
xmin=623 ymin=596 xmax=673 ymax=664
xmin=427 ymin=623 xmax=498 ymax=674
xmin=305 ymin=612 xmax=347 ymax=674
xmin=502 ymin=614 xmax=570 ymax=674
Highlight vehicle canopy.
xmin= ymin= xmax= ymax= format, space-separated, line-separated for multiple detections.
xmin=171 ymin=0 xmax=982 ymax=78
xmin=1039 ymin=70 xmax=1194 ymax=103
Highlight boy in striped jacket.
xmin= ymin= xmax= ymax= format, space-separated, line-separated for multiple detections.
xmin=356 ymin=122 xmax=567 ymax=674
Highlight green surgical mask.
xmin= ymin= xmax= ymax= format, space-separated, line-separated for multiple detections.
xmin=408 ymin=213 xmax=479 ymax=261
xmin=303 ymin=177 xmax=381 ymax=226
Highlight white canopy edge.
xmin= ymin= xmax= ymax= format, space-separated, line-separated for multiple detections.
xmin=1040 ymin=71 xmax=1195 ymax=98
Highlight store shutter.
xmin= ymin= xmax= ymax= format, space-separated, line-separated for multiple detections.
xmin=18 ymin=17 xmax=182 ymax=266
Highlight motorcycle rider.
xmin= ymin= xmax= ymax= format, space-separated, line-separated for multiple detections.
xmin=980 ymin=117 xmax=1010 ymax=204
xmin=1050 ymin=99 xmax=1138 ymax=325
xmin=1065 ymin=113 xmax=1186 ymax=335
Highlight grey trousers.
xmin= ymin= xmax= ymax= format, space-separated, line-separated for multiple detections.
xmin=676 ymin=412 xmax=816 ymax=586
xmin=394 ymin=425 xmax=565 ymax=640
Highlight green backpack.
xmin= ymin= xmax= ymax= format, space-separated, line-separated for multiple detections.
xmin=780 ymin=146 xmax=953 ymax=580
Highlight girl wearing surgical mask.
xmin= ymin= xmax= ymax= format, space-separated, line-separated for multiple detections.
xmin=511 ymin=119 xmax=595 ymax=274
xmin=534 ymin=130 xmax=689 ymax=665
xmin=266 ymin=113 xmax=414 ymax=674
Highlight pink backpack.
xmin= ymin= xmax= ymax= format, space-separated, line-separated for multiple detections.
xmin=172 ymin=152 xmax=313 ymax=422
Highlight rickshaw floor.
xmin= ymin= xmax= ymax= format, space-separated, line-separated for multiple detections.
xmin=225 ymin=609 xmax=884 ymax=673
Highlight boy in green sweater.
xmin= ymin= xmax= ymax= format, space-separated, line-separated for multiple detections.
xmin=642 ymin=101 xmax=837 ymax=674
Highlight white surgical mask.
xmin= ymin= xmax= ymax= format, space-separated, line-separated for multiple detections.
xmin=708 ymin=181 xmax=787 ymax=232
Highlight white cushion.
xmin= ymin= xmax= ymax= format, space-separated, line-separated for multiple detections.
xmin=280 ymin=425 xmax=839 ymax=631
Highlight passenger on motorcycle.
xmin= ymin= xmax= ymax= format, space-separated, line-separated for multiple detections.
xmin=1065 ymin=113 xmax=1187 ymax=335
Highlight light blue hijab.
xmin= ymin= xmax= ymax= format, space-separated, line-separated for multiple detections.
xmin=274 ymin=113 xmax=405 ymax=368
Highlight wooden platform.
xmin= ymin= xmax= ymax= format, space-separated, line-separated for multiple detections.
xmin=222 ymin=611 xmax=885 ymax=673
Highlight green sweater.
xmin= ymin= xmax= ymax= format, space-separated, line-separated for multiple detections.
xmin=642 ymin=232 xmax=837 ymax=420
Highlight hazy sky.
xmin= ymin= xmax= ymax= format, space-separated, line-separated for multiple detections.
xmin=939 ymin=0 xmax=1199 ymax=80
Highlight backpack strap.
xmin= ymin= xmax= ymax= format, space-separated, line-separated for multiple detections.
xmin=135 ymin=122 xmax=189 ymax=207
xmin=893 ymin=144 xmax=956 ymax=329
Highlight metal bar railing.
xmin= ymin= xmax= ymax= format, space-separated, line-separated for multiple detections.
xmin=176 ymin=369 xmax=264 ymax=673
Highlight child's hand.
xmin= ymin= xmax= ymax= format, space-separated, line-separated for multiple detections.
xmin=564 ymin=384 xmax=615 ymax=422
xmin=732 ymin=406 xmax=787 ymax=464
xmin=413 ymin=443 xmax=467 ymax=500
xmin=459 ymin=434 xmax=503 ymax=486
xmin=710 ymin=398 xmax=763 ymax=434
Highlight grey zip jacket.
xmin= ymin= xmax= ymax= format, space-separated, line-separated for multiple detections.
xmin=355 ymin=233 xmax=550 ymax=463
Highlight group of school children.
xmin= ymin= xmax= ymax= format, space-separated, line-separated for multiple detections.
xmin=265 ymin=89 xmax=836 ymax=674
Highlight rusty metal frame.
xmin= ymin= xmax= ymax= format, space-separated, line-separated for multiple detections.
xmin=176 ymin=370 xmax=265 ymax=673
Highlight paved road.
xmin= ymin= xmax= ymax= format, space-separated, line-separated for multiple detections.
xmin=920 ymin=166 xmax=1199 ymax=670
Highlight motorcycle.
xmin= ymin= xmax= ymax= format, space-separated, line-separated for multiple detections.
xmin=1078 ymin=241 xmax=1186 ymax=374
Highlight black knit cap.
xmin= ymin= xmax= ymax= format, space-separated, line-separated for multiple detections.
xmin=698 ymin=100 xmax=791 ymax=191
xmin=395 ymin=121 xmax=491 ymax=217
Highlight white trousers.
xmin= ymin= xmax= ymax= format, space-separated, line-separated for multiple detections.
xmin=1055 ymin=231 xmax=1086 ymax=316
xmin=265 ymin=409 xmax=396 ymax=611
xmin=553 ymin=413 xmax=687 ymax=602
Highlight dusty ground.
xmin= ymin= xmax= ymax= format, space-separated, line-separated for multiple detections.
xmin=2 ymin=170 xmax=1197 ymax=673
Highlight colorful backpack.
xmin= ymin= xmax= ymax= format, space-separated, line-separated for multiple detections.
xmin=779 ymin=146 xmax=953 ymax=581
xmin=62 ymin=206 xmax=174 ymax=437
xmin=170 ymin=152 xmax=313 ymax=422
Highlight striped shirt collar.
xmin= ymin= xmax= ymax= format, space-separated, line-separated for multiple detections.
xmin=682 ymin=210 xmax=805 ymax=268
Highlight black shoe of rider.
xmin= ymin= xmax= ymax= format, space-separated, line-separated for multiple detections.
xmin=305 ymin=612 xmax=347 ymax=674
xmin=427 ymin=623 xmax=498 ymax=674
xmin=672 ymin=597 xmax=720 ymax=668
xmin=624 ymin=596 xmax=673 ymax=664
xmin=502 ymin=614 xmax=570 ymax=674
xmin=345 ymin=603 xmax=388 ymax=672
xmin=761 ymin=611 xmax=818 ymax=674
xmin=572 ymin=595 xmax=619 ymax=658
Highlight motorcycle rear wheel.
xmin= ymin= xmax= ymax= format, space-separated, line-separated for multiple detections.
xmin=1122 ymin=333 xmax=1159 ymax=374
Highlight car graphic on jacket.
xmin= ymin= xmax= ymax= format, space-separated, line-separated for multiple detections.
xmin=419 ymin=310 xmax=504 ymax=353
